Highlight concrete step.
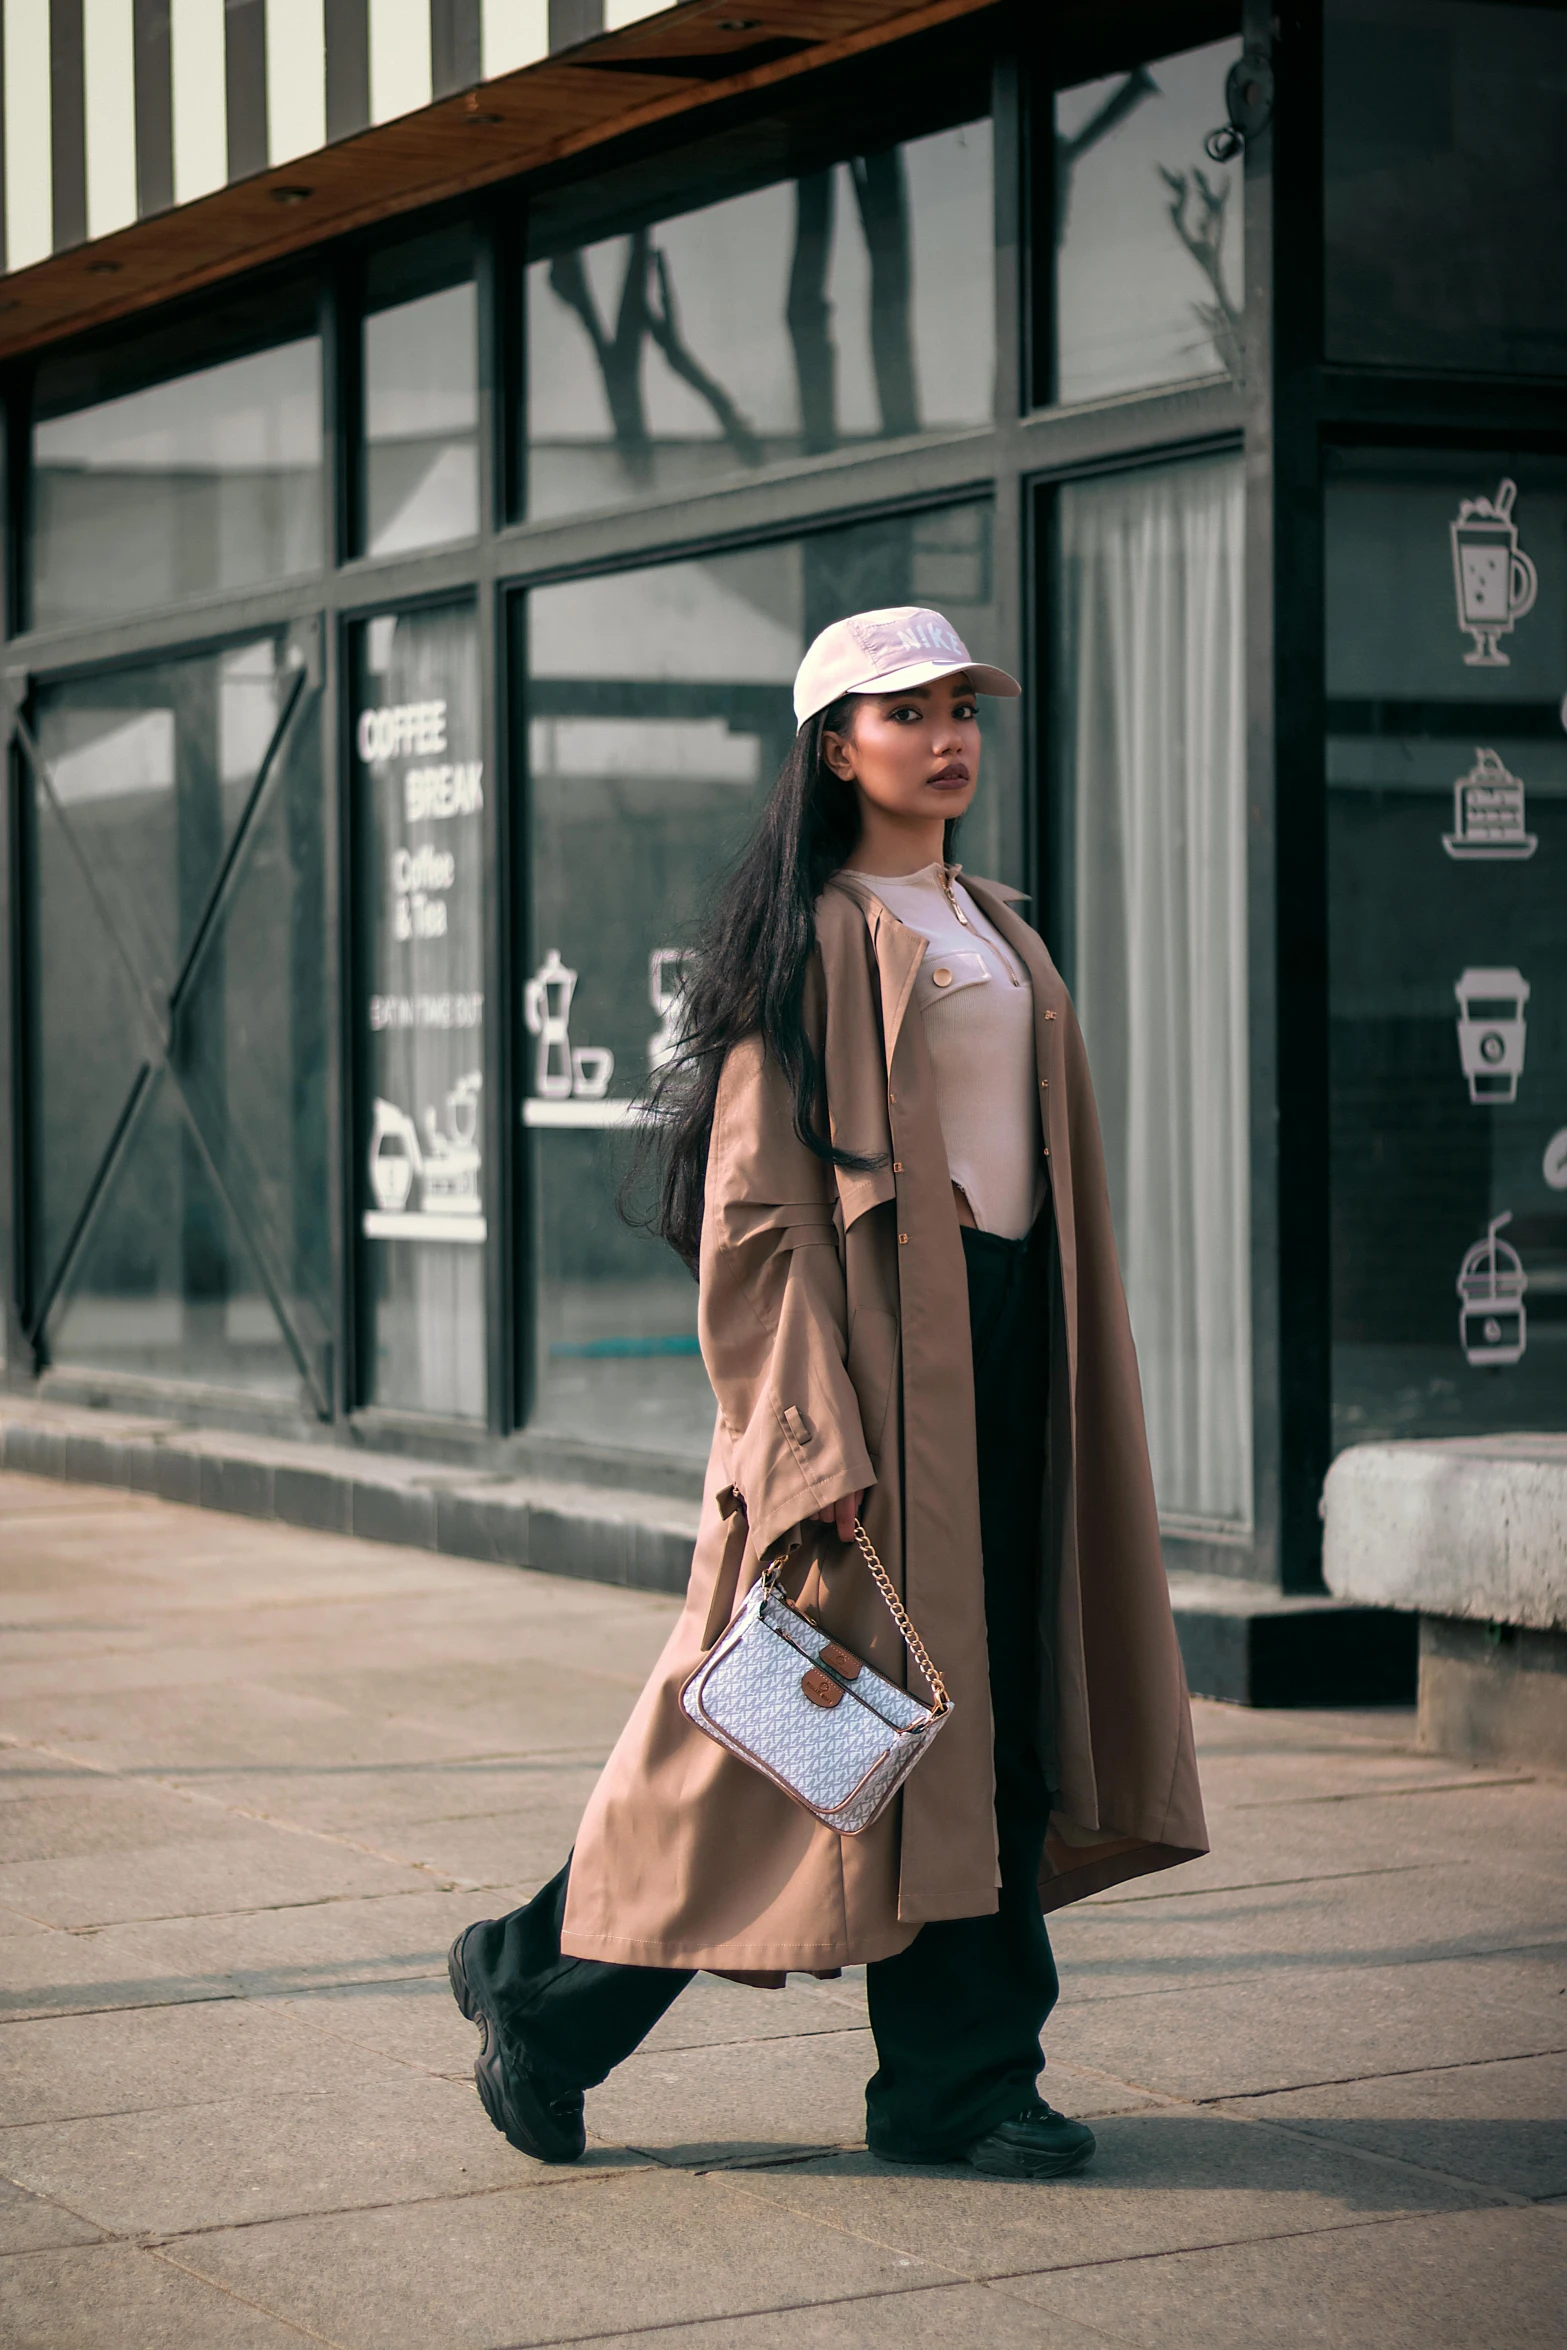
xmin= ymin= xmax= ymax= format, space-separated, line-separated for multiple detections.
xmin=1167 ymin=1570 xmax=1417 ymax=1710
xmin=0 ymin=1397 xmax=700 ymax=1594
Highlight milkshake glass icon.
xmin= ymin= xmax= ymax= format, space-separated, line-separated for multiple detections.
xmin=1456 ymin=1212 xmax=1527 ymax=1366
xmin=1454 ymin=967 xmax=1529 ymax=1104
xmin=1450 ymin=479 xmax=1538 ymax=666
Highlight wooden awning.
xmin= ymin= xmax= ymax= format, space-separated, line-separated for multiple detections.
xmin=0 ymin=0 xmax=992 ymax=365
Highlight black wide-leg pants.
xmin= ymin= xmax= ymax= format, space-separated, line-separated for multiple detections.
xmin=462 ymin=1220 xmax=1058 ymax=2158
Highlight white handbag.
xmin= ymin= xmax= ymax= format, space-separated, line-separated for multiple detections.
xmin=679 ymin=1520 xmax=952 ymax=1835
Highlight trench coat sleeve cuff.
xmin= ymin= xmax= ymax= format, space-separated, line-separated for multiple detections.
xmin=728 ymin=1406 xmax=876 ymax=1561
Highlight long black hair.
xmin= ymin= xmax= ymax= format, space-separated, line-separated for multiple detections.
xmin=629 ymin=693 xmax=921 ymax=1270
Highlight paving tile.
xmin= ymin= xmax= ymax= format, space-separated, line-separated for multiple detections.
xmin=0 ymin=2243 xmax=312 ymax=2348
xmin=157 ymin=1755 xmax=606 ymax=1843
xmin=1046 ymin=1949 xmax=1567 ymax=2100
xmin=723 ymin=2103 xmax=1492 ymax=2276
xmin=638 ymin=1968 xmax=871 ymax=2054
xmin=0 ymin=1995 xmax=408 ymax=2127
xmin=0 ymin=1819 xmax=427 ymax=1930
xmin=0 ymin=1880 xmax=542 ymax=2021
xmin=262 ymin=1973 xmax=482 ymax=2080
xmin=257 ymin=1657 xmax=645 ymax=1757
xmin=1050 ymin=1861 xmax=1567 ymax=2000
xmin=989 ymin=2204 xmax=1567 ymax=2349
xmin=0 ymin=2175 xmax=104 ymax=2254
xmin=0 ymin=1778 xmax=293 ymax=1868
xmin=568 ymin=2279 xmax=1118 ymax=2349
xmin=0 ymin=2065 xmax=622 ymax=2236
xmin=1216 ymin=2052 xmax=1567 ymax=2200
xmin=172 ymin=2167 xmax=955 ymax=2350
xmin=586 ymin=2022 xmax=876 ymax=2165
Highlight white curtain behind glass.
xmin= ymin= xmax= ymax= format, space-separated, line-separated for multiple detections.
xmin=1060 ymin=452 xmax=1250 ymax=1528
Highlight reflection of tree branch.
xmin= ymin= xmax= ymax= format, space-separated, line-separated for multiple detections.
xmin=549 ymin=231 xmax=762 ymax=475
xmin=1055 ymin=66 xmax=1158 ymax=243
xmin=851 ymin=148 xmax=919 ymax=439
xmin=787 ymin=170 xmax=837 ymax=454
xmin=645 ymin=246 xmax=764 ymax=464
xmin=1159 ymin=164 xmax=1242 ymax=383
xmin=549 ymin=240 xmax=650 ymax=472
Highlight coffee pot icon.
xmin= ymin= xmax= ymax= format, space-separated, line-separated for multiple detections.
xmin=1450 ymin=479 xmax=1538 ymax=667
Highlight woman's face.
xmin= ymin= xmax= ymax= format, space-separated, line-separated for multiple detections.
xmin=821 ymin=670 xmax=981 ymax=833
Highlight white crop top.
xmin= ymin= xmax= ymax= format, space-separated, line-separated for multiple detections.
xmin=849 ymin=864 xmax=1045 ymax=1240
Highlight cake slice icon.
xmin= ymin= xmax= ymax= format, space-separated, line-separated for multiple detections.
xmin=1442 ymin=747 xmax=1537 ymax=861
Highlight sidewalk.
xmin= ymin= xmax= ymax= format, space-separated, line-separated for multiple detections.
xmin=1 ymin=1470 xmax=1563 ymax=2350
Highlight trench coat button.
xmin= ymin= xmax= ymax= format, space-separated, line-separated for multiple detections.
xmin=1043 ymin=1009 xmax=1056 ymax=1021
xmin=887 ymin=1089 xmax=896 ymax=1104
xmin=932 ymin=966 xmax=953 ymax=987
xmin=898 ymin=1232 xmax=909 ymax=1244
xmin=892 ymin=1160 xmax=903 ymax=1173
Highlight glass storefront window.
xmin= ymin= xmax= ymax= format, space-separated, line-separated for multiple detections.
xmin=31 ymin=325 xmax=323 ymax=629
xmin=354 ymin=602 xmax=487 ymax=1418
xmin=1326 ymin=451 xmax=1567 ymax=1447
xmin=524 ymin=118 xmax=993 ymax=523
xmin=361 ymin=231 xmax=480 ymax=556
xmin=520 ymin=501 xmax=1011 ymax=1461
xmin=28 ymin=634 xmax=328 ymax=1397
xmin=1052 ymin=34 xmax=1243 ymax=407
xmin=1325 ymin=0 xmax=1567 ymax=378
xmin=1055 ymin=451 xmax=1250 ymax=1528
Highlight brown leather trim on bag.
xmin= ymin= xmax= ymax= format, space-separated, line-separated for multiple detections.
xmin=801 ymin=1667 xmax=844 ymax=1708
xmin=819 ymin=1642 xmax=862 ymax=1680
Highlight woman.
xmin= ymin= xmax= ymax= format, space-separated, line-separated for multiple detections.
xmin=450 ymin=605 xmax=1207 ymax=2181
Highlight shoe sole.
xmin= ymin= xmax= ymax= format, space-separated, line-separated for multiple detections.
xmin=447 ymin=1929 xmax=585 ymax=2165
xmin=870 ymin=2132 xmax=1097 ymax=2179
xmin=965 ymin=2134 xmax=1096 ymax=2181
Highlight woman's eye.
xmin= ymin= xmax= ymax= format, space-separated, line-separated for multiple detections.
xmin=954 ymin=701 xmax=977 ymax=721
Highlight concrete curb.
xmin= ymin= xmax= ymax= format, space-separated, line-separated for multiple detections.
xmin=0 ymin=1399 xmax=700 ymax=1595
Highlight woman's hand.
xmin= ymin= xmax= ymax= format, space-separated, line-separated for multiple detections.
xmin=814 ymin=1490 xmax=865 ymax=1543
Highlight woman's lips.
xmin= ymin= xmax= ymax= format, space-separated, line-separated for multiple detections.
xmin=928 ymin=765 xmax=970 ymax=787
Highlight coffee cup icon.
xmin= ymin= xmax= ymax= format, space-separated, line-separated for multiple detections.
xmin=1454 ymin=966 xmax=1529 ymax=1104
xmin=1451 ymin=479 xmax=1538 ymax=666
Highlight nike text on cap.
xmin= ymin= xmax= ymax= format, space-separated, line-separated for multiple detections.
xmin=792 ymin=606 xmax=1022 ymax=728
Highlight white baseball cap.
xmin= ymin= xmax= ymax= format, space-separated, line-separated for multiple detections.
xmin=793 ymin=605 xmax=1021 ymax=728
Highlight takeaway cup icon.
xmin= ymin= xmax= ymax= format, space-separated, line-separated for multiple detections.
xmin=1451 ymin=479 xmax=1538 ymax=666
xmin=1454 ymin=966 xmax=1530 ymax=1104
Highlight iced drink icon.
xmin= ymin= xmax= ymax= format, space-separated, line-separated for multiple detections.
xmin=1442 ymin=748 xmax=1537 ymax=861
xmin=1454 ymin=967 xmax=1529 ymax=1104
xmin=1450 ymin=479 xmax=1538 ymax=666
xmin=1456 ymin=1212 xmax=1527 ymax=1366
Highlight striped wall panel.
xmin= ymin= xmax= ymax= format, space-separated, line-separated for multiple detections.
xmin=0 ymin=0 xmax=671 ymax=272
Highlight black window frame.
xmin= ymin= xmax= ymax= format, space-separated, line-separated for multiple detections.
xmin=8 ymin=0 xmax=1558 ymax=1588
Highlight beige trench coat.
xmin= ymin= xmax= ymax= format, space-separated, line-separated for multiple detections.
xmin=561 ymin=874 xmax=1208 ymax=1973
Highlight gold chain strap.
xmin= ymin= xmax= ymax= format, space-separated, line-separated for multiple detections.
xmin=849 ymin=1518 xmax=951 ymax=1714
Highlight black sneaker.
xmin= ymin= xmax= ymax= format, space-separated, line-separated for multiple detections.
xmin=965 ymin=2102 xmax=1096 ymax=2180
xmin=447 ymin=1924 xmax=586 ymax=2164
